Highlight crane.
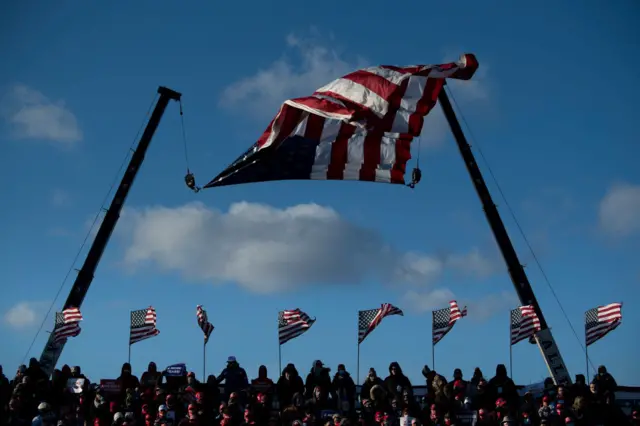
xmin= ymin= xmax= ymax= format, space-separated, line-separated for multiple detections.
xmin=438 ymin=85 xmax=571 ymax=385
xmin=38 ymin=86 xmax=182 ymax=376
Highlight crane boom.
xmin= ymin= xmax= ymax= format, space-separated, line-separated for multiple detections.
xmin=38 ymin=86 xmax=182 ymax=376
xmin=437 ymin=87 xmax=571 ymax=385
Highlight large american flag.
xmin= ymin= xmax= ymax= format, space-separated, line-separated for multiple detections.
xmin=432 ymin=301 xmax=467 ymax=345
xmin=205 ymin=54 xmax=479 ymax=188
xmin=130 ymin=307 xmax=160 ymax=345
xmin=585 ymin=303 xmax=622 ymax=347
xmin=278 ymin=309 xmax=315 ymax=345
xmin=53 ymin=307 xmax=83 ymax=344
xmin=196 ymin=305 xmax=215 ymax=344
xmin=510 ymin=305 xmax=541 ymax=345
xmin=358 ymin=303 xmax=403 ymax=344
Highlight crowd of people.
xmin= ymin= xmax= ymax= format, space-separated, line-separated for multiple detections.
xmin=0 ymin=357 xmax=636 ymax=426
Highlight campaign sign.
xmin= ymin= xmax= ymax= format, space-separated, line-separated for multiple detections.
xmin=100 ymin=379 xmax=121 ymax=394
xmin=67 ymin=378 xmax=85 ymax=394
xmin=165 ymin=363 xmax=187 ymax=377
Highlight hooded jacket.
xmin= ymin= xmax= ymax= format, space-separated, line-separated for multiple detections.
xmin=488 ymin=364 xmax=518 ymax=408
xmin=276 ymin=364 xmax=305 ymax=409
xmin=251 ymin=365 xmax=274 ymax=395
xmin=383 ymin=362 xmax=412 ymax=401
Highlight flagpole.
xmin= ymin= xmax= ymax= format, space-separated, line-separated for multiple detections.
xmin=128 ymin=343 xmax=131 ymax=364
xmin=278 ymin=344 xmax=282 ymax=376
xmin=203 ymin=340 xmax=206 ymax=382
xmin=585 ymin=344 xmax=589 ymax=383
xmin=432 ymin=342 xmax=435 ymax=371
xmin=356 ymin=343 xmax=360 ymax=385
xmin=509 ymin=311 xmax=514 ymax=378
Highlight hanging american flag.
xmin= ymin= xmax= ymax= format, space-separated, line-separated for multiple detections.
xmin=278 ymin=309 xmax=315 ymax=345
xmin=53 ymin=307 xmax=83 ymax=344
xmin=585 ymin=303 xmax=623 ymax=347
xmin=204 ymin=54 xmax=479 ymax=189
xmin=510 ymin=305 xmax=541 ymax=345
xmin=358 ymin=303 xmax=403 ymax=344
xmin=130 ymin=307 xmax=160 ymax=345
xmin=196 ymin=305 xmax=214 ymax=344
xmin=432 ymin=301 xmax=467 ymax=345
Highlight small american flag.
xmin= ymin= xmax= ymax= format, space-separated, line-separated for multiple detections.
xmin=358 ymin=303 xmax=403 ymax=344
xmin=53 ymin=307 xmax=83 ymax=344
xmin=196 ymin=305 xmax=215 ymax=344
xmin=432 ymin=301 xmax=467 ymax=345
xmin=130 ymin=307 xmax=160 ymax=345
xmin=585 ymin=302 xmax=622 ymax=347
xmin=510 ymin=305 xmax=541 ymax=345
xmin=204 ymin=55 xmax=479 ymax=189
xmin=278 ymin=309 xmax=315 ymax=345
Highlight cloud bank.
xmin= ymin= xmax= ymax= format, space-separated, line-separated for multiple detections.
xmin=0 ymin=84 xmax=82 ymax=145
xmin=120 ymin=201 xmax=499 ymax=299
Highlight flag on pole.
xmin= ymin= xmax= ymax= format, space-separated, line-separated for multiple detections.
xmin=196 ymin=305 xmax=214 ymax=344
xmin=358 ymin=303 xmax=403 ymax=344
xmin=130 ymin=307 xmax=160 ymax=345
xmin=53 ymin=307 xmax=83 ymax=344
xmin=510 ymin=305 xmax=541 ymax=345
xmin=432 ymin=301 xmax=467 ymax=345
xmin=278 ymin=309 xmax=315 ymax=345
xmin=585 ymin=303 xmax=622 ymax=347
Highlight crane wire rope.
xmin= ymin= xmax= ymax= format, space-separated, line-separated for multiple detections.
xmin=20 ymin=93 xmax=160 ymax=365
xmin=445 ymin=85 xmax=595 ymax=373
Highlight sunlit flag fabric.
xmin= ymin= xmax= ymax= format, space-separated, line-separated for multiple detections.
xmin=205 ymin=54 xmax=479 ymax=188
xmin=196 ymin=305 xmax=215 ymax=344
xmin=278 ymin=309 xmax=315 ymax=345
xmin=510 ymin=305 xmax=541 ymax=345
xmin=130 ymin=307 xmax=160 ymax=345
xmin=432 ymin=301 xmax=467 ymax=345
xmin=358 ymin=303 xmax=403 ymax=344
xmin=585 ymin=302 xmax=623 ymax=347
xmin=53 ymin=307 xmax=83 ymax=344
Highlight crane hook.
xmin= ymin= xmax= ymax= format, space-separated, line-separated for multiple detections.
xmin=184 ymin=171 xmax=200 ymax=193
xmin=407 ymin=167 xmax=422 ymax=189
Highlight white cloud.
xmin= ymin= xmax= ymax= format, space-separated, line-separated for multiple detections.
xmin=51 ymin=188 xmax=71 ymax=207
xmin=219 ymin=31 xmax=488 ymax=150
xmin=220 ymin=31 xmax=366 ymax=118
xmin=3 ymin=302 xmax=47 ymax=329
xmin=120 ymin=201 xmax=496 ymax=294
xmin=598 ymin=182 xmax=640 ymax=237
xmin=465 ymin=291 xmax=519 ymax=320
xmin=0 ymin=84 xmax=82 ymax=145
xmin=401 ymin=288 xmax=517 ymax=320
xmin=401 ymin=288 xmax=456 ymax=313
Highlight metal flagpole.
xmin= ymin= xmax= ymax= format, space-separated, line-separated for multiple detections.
xmin=203 ymin=340 xmax=206 ymax=382
xmin=585 ymin=345 xmax=589 ymax=383
xmin=357 ymin=343 xmax=360 ymax=385
xmin=128 ymin=344 xmax=131 ymax=364
xmin=278 ymin=344 xmax=282 ymax=376
xmin=432 ymin=342 xmax=435 ymax=371
xmin=509 ymin=311 xmax=514 ymax=378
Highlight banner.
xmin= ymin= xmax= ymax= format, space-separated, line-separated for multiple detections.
xmin=165 ymin=363 xmax=186 ymax=377
xmin=67 ymin=378 xmax=85 ymax=394
xmin=100 ymin=379 xmax=121 ymax=394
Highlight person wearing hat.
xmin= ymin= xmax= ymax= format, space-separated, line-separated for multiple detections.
xmin=216 ymin=356 xmax=249 ymax=402
xmin=360 ymin=368 xmax=384 ymax=402
xmin=304 ymin=360 xmax=332 ymax=399
xmin=332 ymin=364 xmax=356 ymax=416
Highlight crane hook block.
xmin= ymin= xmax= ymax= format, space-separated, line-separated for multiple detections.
xmin=408 ymin=167 xmax=422 ymax=189
xmin=184 ymin=172 xmax=200 ymax=193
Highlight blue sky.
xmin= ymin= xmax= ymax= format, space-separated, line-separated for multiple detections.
xmin=1 ymin=1 xmax=639 ymax=386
